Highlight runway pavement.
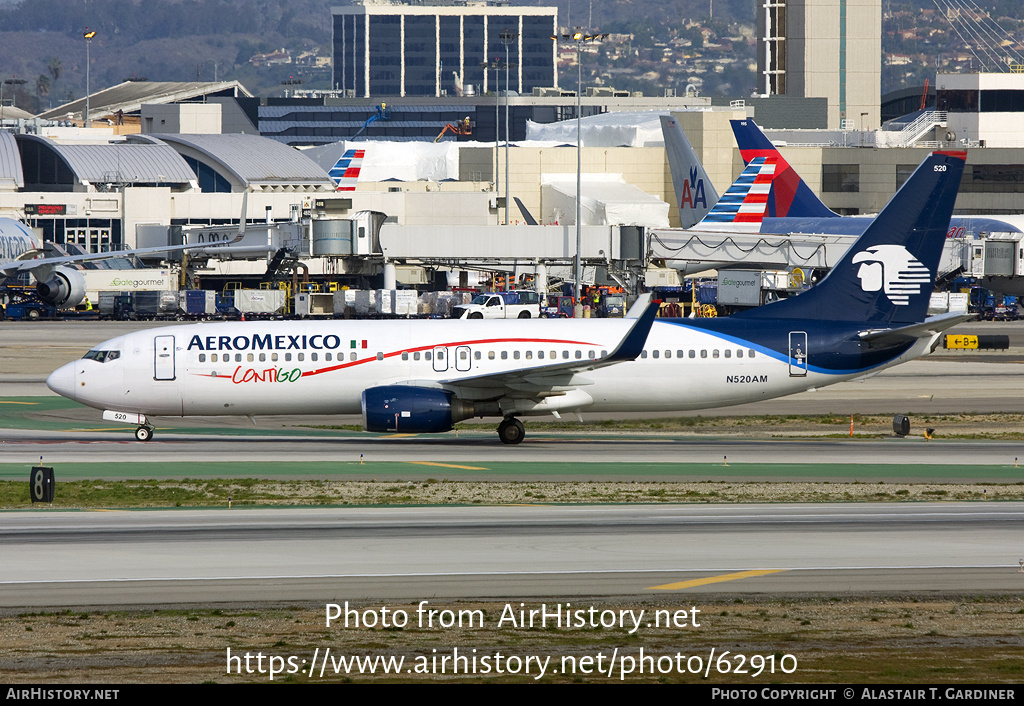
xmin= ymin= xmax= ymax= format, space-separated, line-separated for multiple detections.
xmin=1 ymin=503 xmax=1021 ymax=607
xmin=3 ymin=428 xmax=1024 ymax=482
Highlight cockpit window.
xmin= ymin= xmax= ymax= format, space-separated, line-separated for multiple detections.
xmin=83 ymin=350 xmax=120 ymax=363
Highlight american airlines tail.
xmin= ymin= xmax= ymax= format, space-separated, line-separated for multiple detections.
xmin=659 ymin=115 xmax=719 ymax=228
xmin=730 ymin=119 xmax=838 ymax=219
xmin=739 ymin=150 xmax=967 ymax=325
xmin=328 ymin=148 xmax=365 ymax=192
xmin=694 ymin=156 xmax=777 ymax=232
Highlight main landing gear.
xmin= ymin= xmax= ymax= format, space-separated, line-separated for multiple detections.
xmin=497 ymin=416 xmax=525 ymax=445
xmin=134 ymin=425 xmax=154 ymax=442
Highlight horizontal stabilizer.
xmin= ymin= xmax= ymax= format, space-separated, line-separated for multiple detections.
xmin=858 ymin=313 xmax=974 ymax=344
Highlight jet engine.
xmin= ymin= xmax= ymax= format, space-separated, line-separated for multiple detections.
xmin=34 ymin=266 xmax=87 ymax=308
xmin=361 ymin=385 xmax=476 ymax=433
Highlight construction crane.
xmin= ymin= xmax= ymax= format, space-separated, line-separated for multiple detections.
xmin=434 ymin=116 xmax=472 ymax=142
xmin=351 ymin=103 xmax=391 ymax=139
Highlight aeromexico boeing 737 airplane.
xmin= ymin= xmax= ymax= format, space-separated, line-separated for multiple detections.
xmin=48 ymin=151 xmax=968 ymax=444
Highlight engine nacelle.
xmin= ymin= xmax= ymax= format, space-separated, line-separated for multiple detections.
xmin=35 ymin=266 xmax=86 ymax=308
xmin=361 ymin=385 xmax=474 ymax=434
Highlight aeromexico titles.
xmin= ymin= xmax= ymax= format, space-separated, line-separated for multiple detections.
xmin=47 ymin=150 xmax=969 ymax=444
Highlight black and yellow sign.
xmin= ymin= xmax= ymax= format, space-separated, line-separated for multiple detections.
xmin=945 ymin=335 xmax=978 ymax=349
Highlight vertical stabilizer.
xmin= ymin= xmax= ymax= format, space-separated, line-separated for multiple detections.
xmin=660 ymin=115 xmax=719 ymax=228
xmin=730 ymin=119 xmax=838 ymax=219
xmin=696 ymin=157 xmax=777 ymax=232
xmin=329 ymin=149 xmax=365 ymax=192
xmin=739 ymin=151 xmax=967 ymax=324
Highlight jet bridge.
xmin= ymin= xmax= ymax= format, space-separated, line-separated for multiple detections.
xmin=646 ymin=228 xmax=858 ymax=275
xmin=647 ymin=228 xmax=971 ymax=282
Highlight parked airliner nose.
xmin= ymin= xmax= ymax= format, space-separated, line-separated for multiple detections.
xmin=46 ymin=363 xmax=76 ymax=401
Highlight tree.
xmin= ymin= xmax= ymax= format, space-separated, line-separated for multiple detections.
xmin=35 ymin=74 xmax=51 ymax=110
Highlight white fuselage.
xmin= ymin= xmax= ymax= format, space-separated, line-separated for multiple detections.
xmin=47 ymin=318 xmax=931 ymax=422
xmin=0 ymin=218 xmax=41 ymax=265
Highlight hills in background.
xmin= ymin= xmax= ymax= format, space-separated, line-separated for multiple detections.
xmin=0 ymin=0 xmax=1019 ymax=116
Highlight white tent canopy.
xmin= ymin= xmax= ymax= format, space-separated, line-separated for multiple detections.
xmin=541 ymin=173 xmax=669 ymax=227
xmin=525 ymin=110 xmax=670 ymax=147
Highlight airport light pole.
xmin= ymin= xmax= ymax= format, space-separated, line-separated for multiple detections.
xmin=500 ymin=30 xmax=517 ymax=226
xmin=84 ymin=29 xmax=96 ymax=127
xmin=1 ymin=77 xmax=26 ymax=125
xmin=556 ymin=28 xmax=606 ymax=313
xmin=482 ymin=58 xmax=505 ymax=224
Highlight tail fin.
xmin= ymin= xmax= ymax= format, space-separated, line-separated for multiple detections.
xmin=695 ymin=157 xmax=776 ymax=232
xmin=660 ymin=115 xmax=719 ymax=228
xmin=329 ymin=149 xmax=365 ymax=192
xmin=730 ymin=119 xmax=838 ymax=219
xmin=739 ymin=151 xmax=967 ymax=324
xmin=513 ymin=197 xmax=539 ymax=226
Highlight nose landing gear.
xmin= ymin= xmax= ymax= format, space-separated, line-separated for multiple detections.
xmin=134 ymin=425 xmax=154 ymax=442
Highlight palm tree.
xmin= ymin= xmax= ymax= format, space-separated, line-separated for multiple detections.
xmin=47 ymin=57 xmax=62 ymax=104
xmin=36 ymin=74 xmax=51 ymax=110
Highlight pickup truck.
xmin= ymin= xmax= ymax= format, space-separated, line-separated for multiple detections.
xmin=452 ymin=291 xmax=541 ymax=319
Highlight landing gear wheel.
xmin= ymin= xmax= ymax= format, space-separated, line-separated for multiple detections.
xmin=135 ymin=426 xmax=153 ymax=442
xmin=497 ymin=417 xmax=525 ymax=445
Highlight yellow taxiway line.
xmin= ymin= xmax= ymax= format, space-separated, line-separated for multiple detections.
xmin=648 ymin=569 xmax=787 ymax=590
xmin=408 ymin=461 xmax=490 ymax=471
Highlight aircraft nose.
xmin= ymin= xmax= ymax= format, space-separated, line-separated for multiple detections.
xmin=46 ymin=363 xmax=77 ymax=401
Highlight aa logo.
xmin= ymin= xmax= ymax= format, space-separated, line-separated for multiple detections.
xmin=851 ymin=245 xmax=930 ymax=305
xmin=680 ymin=166 xmax=707 ymax=210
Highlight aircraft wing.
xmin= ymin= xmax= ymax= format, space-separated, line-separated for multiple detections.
xmin=0 ymin=234 xmax=244 ymax=277
xmin=421 ymin=301 xmax=658 ymax=398
xmin=858 ymin=312 xmax=974 ymax=345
